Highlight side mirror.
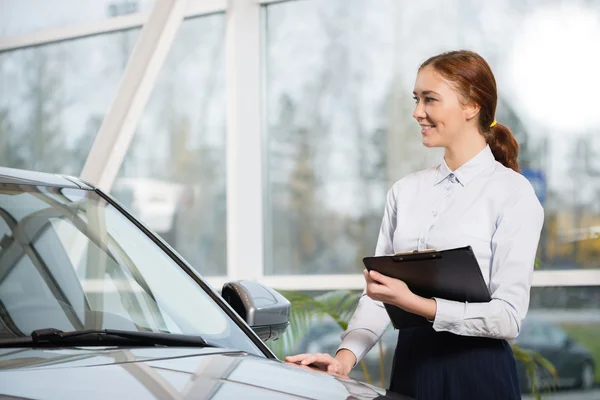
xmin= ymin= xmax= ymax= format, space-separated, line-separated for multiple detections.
xmin=221 ymin=280 xmax=290 ymax=342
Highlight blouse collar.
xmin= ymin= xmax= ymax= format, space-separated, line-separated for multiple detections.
xmin=435 ymin=145 xmax=496 ymax=186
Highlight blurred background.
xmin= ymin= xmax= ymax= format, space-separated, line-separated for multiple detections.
xmin=1 ymin=0 xmax=599 ymax=398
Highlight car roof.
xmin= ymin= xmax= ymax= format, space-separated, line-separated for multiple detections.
xmin=0 ymin=166 xmax=95 ymax=190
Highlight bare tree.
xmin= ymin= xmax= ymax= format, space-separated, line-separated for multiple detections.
xmin=19 ymin=48 xmax=68 ymax=173
xmin=0 ymin=108 xmax=26 ymax=168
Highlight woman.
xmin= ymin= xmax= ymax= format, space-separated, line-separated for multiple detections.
xmin=286 ymin=50 xmax=544 ymax=399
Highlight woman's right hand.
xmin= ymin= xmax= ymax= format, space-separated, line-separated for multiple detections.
xmin=285 ymin=349 xmax=356 ymax=376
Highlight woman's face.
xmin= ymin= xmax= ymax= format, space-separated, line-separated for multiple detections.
xmin=412 ymin=66 xmax=473 ymax=148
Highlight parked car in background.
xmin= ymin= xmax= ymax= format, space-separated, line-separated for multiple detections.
xmin=0 ymin=167 xmax=406 ymax=400
xmin=515 ymin=318 xmax=595 ymax=392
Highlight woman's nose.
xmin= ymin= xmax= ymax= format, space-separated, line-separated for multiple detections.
xmin=412 ymin=101 xmax=426 ymax=120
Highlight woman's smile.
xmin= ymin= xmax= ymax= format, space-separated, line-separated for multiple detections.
xmin=420 ymin=124 xmax=435 ymax=134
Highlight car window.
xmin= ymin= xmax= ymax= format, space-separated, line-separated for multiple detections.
xmin=0 ymin=255 xmax=77 ymax=334
xmin=518 ymin=322 xmax=550 ymax=346
xmin=0 ymin=184 xmax=262 ymax=356
xmin=102 ymin=205 xmax=230 ymax=335
xmin=545 ymin=325 xmax=568 ymax=347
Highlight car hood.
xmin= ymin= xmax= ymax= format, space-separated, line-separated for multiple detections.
xmin=0 ymin=347 xmax=409 ymax=400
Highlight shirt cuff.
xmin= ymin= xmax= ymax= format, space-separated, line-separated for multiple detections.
xmin=337 ymin=329 xmax=378 ymax=366
xmin=432 ymin=297 xmax=464 ymax=332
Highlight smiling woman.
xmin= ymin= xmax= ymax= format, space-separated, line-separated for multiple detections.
xmin=286 ymin=50 xmax=544 ymax=400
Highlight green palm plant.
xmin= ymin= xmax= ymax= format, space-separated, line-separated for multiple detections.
xmin=269 ymin=289 xmax=558 ymax=400
xmin=512 ymin=344 xmax=558 ymax=399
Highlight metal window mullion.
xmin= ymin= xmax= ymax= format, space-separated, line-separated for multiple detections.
xmin=256 ymin=0 xmax=309 ymax=5
xmin=0 ymin=13 xmax=148 ymax=53
xmin=532 ymin=270 xmax=600 ymax=287
xmin=80 ymin=0 xmax=188 ymax=191
xmin=184 ymin=0 xmax=228 ymax=18
xmin=225 ymin=0 xmax=264 ymax=282
xmin=0 ymin=0 xmax=227 ymax=53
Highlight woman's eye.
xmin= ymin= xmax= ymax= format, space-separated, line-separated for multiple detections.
xmin=412 ymin=96 xmax=418 ymax=103
xmin=425 ymin=97 xmax=436 ymax=103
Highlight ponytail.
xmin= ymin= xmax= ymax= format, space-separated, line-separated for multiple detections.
xmin=485 ymin=123 xmax=520 ymax=173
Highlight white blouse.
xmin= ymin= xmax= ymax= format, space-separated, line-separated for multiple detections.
xmin=338 ymin=145 xmax=544 ymax=364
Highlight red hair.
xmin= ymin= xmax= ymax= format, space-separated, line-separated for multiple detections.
xmin=420 ymin=50 xmax=520 ymax=173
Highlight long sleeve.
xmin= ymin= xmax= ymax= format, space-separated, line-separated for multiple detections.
xmin=432 ymin=184 xmax=544 ymax=339
xmin=337 ymin=187 xmax=396 ymax=364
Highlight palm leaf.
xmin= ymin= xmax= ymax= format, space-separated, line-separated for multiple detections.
xmin=512 ymin=344 xmax=558 ymax=399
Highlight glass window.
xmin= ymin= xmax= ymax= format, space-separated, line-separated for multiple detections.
xmin=264 ymin=0 xmax=600 ymax=274
xmin=545 ymin=325 xmax=569 ymax=347
xmin=113 ymin=15 xmax=226 ymax=276
xmin=265 ymin=0 xmax=398 ymax=275
xmin=0 ymin=0 xmax=155 ymax=37
xmin=0 ymin=28 xmax=139 ymax=175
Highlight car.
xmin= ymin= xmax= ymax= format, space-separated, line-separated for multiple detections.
xmin=514 ymin=318 xmax=596 ymax=392
xmin=0 ymin=166 xmax=409 ymax=400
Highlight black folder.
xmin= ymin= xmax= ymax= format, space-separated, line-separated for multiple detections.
xmin=362 ymin=246 xmax=490 ymax=329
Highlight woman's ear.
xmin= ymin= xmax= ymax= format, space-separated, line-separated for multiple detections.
xmin=463 ymin=102 xmax=480 ymax=121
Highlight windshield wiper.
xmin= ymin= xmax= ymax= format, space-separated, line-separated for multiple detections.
xmin=0 ymin=328 xmax=218 ymax=348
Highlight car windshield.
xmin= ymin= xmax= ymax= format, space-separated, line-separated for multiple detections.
xmin=0 ymin=183 xmax=262 ymax=355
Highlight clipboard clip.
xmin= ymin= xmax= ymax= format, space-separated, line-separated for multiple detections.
xmin=394 ymin=249 xmax=437 ymax=256
xmin=392 ymin=248 xmax=440 ymax=262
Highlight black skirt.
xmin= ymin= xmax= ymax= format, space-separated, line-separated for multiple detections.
xmin=389 ymin=326 xmax=521 ymax=400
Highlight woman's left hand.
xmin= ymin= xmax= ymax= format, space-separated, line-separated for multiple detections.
xmin=364 ymin=269 xmax=415 ymax=310
xmin=364 ymin=269 xmax=438 ymax=320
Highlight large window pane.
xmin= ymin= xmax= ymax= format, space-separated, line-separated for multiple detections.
xmin=0 ymin=0 xmax=155 ymax=37
xmin=264 ymin=0 xmax=600 ymax=274
xmin=113 ymin=15 xmax=226 ymax=276
xmin=265 ymin=0 xmax=397 ymax=275
xmin=0 ymin=29 xmax=139 ymax=175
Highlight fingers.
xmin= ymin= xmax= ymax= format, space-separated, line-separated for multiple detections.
xmin=366 ymin=283 xmax=380 ymax=300
xmin=363 ymin=269 xmax=387 ymax=285
xmin=287 ymin=353 xmax=347 ymax=376
xmin=285 ymin=353 xmax=334 ymax=367
xmin=285 ymin=353 xmax=320 ymax=366
xmin=327 ymin=363 xmax=340 ymax=374
xmin=299 ymin=354 xmax=319 ymax=366
xmin=302 ymin=353 xmax=332 ymax=366
xmin=364 ymin=270 xmax=381 ymax=296
xmin=368 ymin=269 xmax=388 ymax=283
xmin=285 ymin=353 xmax=309 ymax=363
